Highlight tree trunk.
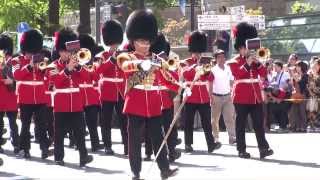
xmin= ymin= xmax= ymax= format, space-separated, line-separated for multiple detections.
xmin=78 ymin=0 xmax=91 ymax=34
xmin=48 ymin=0 xmax=60 ymax=35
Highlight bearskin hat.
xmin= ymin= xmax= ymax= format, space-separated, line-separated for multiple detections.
xmin=0 ymin=34 xmax=13 ymax=55
xmin=79 ymin=34 xmax=96 ymax=51
xmin=54 ymin=27 xmax=77 ymax=52
xmin=233 ymin=22 xmax=257 ymax=51
xmin=126 ymin=9 xmax=158 ymax=42
xmin=20 ymin=29 xmax=43 ymax=53
xmin=150 ymin=32 xmax=170 ymax=56
xmin=188 ymin=31 xmax=207 ymax=53
xmin=102 ymin=20 xmax=123 ymax=46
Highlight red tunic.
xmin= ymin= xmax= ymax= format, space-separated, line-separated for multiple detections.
xmin=228 ymin=55 xmax=266 ymax=104
xmin=121 ymin=53 xmax=180 ymax=118
xmin=97 ymin=51 xmax=126 ymax=102
xmin=52 ymin=67 xmax=87 ymax=112
xmin=79 ymin=68 xmax=100 ymax=107
xmin=13 ymin=55 xmax=47 ymax=105
xmin=182 ymin=57 xmax=214 ymax=104
xmin=158 ymin=70 xmax=179 ymax=110
xmin=0 ymin=59 xmax=18 ymax=111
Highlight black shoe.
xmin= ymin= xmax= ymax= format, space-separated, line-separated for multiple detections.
xmin=41 ymin=150 xmax=49 ymax=159
xmin=80 ymin=155 xmax=93 ymax=167
xmin=0 ymin=147 xmax=4 ymax=153
xmin=208 ymin=142 xmax=222 ymax=153
xmin=143 ymin=155 xmax=152 ymax=161
xmin=169 ymin=151 xmax=181 ymax=163
xmin=160 ymin=168 xmax=178 ymax=179
xmin=0 ymin=138 xmax=6 ymax=146
xmin=260 ymin=148 xmax=274 ymax=159
xmin=238 ymin=151 xmax=250 ymax=159
xmin=124 ymin=146 xmax=128 ymax=156
xmin=104 ymin=148 xmax=114 ymax=155
xmin=175 ymin=138 xmax=182 ymax=146
xmin=92 ymin=144 xmax=104 ymax=152
xmin=2 ymin=128 xmax=7 ymax=135
xmin=185 ymin=145 xmax=193 ymax=153
xmin=24 ymin=150 xmax=31 ymax=159
xmin=69 ymin=140 xmax=75 ymax=148
xmin=132 ymin=172 xmax=141 ymax=180
xmin=55 ymin=160 xmax=65 ymax=166
xmin=13 ymin=147 xmax=20 ymax=154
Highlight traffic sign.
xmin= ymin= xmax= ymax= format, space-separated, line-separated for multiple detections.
xmin=17 ymin=22 xmax=30 ymax=33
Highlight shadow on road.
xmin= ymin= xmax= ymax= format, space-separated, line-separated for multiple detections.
xmin=0 ymin=171 xmax=34 ymax=179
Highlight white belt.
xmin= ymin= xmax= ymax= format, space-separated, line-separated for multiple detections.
xmin=185 ymin=81 xmax=208 ymax=86
xmin=235 ymin=79 xmax=260 ymax=84
xmin=45 ymin=91 xmax=55 ymax=95
xmin=159 ymin=86 xmax=168 ymax=90
xmin=55 ymin=88 xmax=80 ymax=93
xmin=101 ymin=77 xmax=124 ymax=83
xmin=79 ymin=84 xmax=94 ymax=88
xmin=133 ymin=85 xmax=160 ymax=91
xmin=17 ymin=81 xmax=44 ymax=86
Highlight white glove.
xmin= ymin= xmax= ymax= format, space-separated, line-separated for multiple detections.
xmin=183 ymin=87 xmax=192 ymax=98
xmin=140 ymin=60 xmax=152 ymax=71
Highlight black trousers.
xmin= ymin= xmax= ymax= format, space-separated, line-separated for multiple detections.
xmin=20 ymin=104 xmax=49 ymax=151
xmin=54 ymin=112 xmax=88 ymax=161
xmin=84 ymin=105 xmax=100 ymax=149
xmin=128 ymin=115 xmax=169 ymax=175
xmin=0 ymin=111 xmax=19 ymax=148
xmin=101 ymin=98 xmax=128 ymax=149
xmin=234 ymin=103 xmax=270 ymax=152
xmin=145 ymin=108 xmax=178 ymax=156
xmin=269 ymin=102 xmax=290 ymax=129
xmin=44 ymin=106 xmax=54 ymax=141
xmin=184 ymin=103 xmax=214 ymax=148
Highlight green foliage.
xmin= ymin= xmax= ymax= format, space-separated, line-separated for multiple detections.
xmin=291 ymin=1 xmax=317 ymax=14
xmin=0 ymin=0 xmax=79 ymax=34
xmin=246 ymin=7 xmax=263 ymax=15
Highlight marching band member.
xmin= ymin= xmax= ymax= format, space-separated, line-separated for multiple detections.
xmin=228 ymin=22 xmax=273 ymax=159
xmin=182 ymin=31 xmax=221 ymax=153
xmin=145 ymin=32 xmax=181 ymax=163
xmin=118 ymin=9 xmax=178 ymax=179
xmin=97 ymin=19 xmax=128 ymax=155
xmin=51 ymin=28 xmax=93 ymax=167
xmin=78 ymin=34 xmax=103 ymax=152
xmin=0 ymin=34 xmax=19 ymax=153
xmin=12 ymin=29 xmax=50 ymax=159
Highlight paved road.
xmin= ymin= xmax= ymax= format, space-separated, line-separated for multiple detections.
xmin=1 ymin=123 xmax=320 ymax=179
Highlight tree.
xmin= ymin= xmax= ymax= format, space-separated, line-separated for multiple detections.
xmin=291 ymin=1 xmax=317 ymax=14
xmin=78 ymin=0 xmax=91 ymax=34
xmin=48 ymin=0 xmax=60 ymax=35
xmin=0 ymin=0 xmax=79 ymax=35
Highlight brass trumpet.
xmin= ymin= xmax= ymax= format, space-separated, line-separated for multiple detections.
xmin=0 ymin=50 xmax=5 ymax=65
xmin=38 ymin=60 xmax=57 ymax=71
xmin=256 ymin=47 xmax=271 ymax=59
xmin=76 ymin=48 xmax=92 ymax=66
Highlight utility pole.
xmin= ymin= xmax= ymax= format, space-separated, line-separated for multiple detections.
xmin=95 ymin=0 xmax=101 ymax=44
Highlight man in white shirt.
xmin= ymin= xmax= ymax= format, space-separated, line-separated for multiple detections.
xmin=211 ymin=49 xmax=236 ymax=144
